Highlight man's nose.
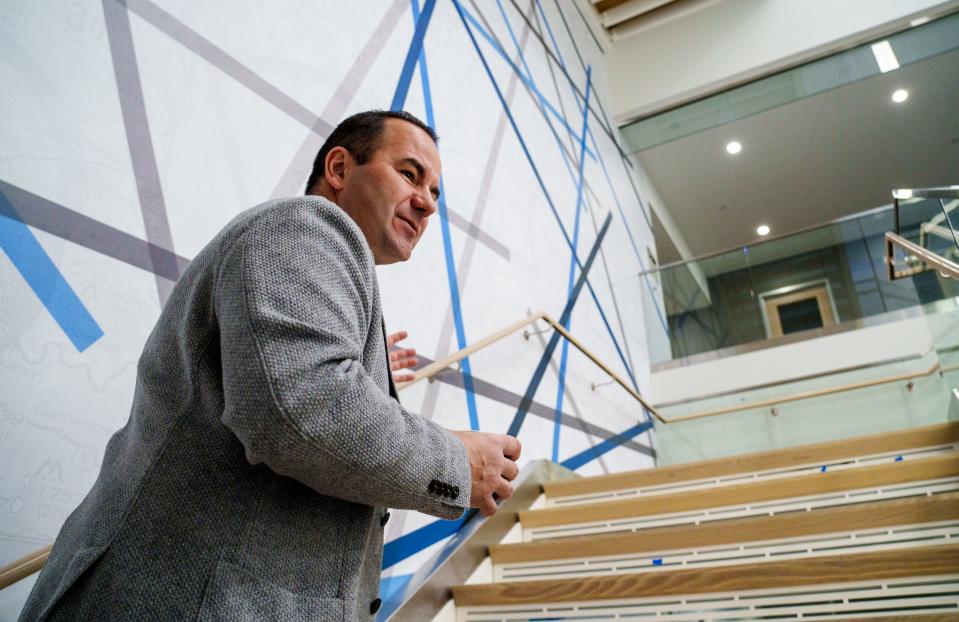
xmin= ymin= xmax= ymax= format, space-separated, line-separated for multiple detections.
xmin=413 ymin=188 xmax=438 ymax=217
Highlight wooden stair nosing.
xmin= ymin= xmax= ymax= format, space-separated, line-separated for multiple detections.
xmin=453 ymin=543 xmax=959 ymax=606
xmin=492 ymin=491 xmax=959 ymax=564
xmin=544 ymin=421 xmax=959 ymax=500
xmin=521 ymin=453 xmax=959 ymax=528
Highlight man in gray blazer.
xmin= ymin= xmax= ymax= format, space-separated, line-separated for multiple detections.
xmin=20 ymin=110 xmax=521 ymax=621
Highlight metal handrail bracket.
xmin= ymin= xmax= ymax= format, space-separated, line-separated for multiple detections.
xmin=885 ymin=231 xmax=959 ymax=281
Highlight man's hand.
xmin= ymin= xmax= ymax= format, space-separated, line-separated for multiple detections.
xmin=387 ymin=330 xmax=418 ymax=382
xmin=450 ymin=431 xmax=521 ymax=517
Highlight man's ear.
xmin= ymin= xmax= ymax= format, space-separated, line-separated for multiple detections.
xmin=324 ymin=146 xmax=353 ymax=192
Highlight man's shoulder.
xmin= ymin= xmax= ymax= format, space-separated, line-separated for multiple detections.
xmin=223 ymin=195 xmax=374 ymax=273
xmin=228 ymin=195 xmax=355 ymax=235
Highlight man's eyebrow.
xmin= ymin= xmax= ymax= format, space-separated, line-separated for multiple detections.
xmin=400 ymin=157 xmax=440 ymax=200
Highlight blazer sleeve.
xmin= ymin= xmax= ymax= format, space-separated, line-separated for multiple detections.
xmin=214 ymin=200 xmax=471 ymax=520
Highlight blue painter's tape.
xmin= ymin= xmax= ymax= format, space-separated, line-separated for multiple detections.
xmin=561 ymin=420 xmax=653 ymax=471
xmin=390 ymin=0 xmax=437 ymax=111
xmin=0 ymin=205 xmax=104 ymax=352
xmin=652 ymin=558 xmax=663 ymax=566
xmin=410 ymin=0 xmax=479 ymax=431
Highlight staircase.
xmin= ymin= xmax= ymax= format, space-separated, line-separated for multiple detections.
xmin=438 ymin=421 xmax=959 ymax=621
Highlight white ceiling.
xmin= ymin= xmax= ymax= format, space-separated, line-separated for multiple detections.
xmin=637 ymin=47 xmax=959 ymax=260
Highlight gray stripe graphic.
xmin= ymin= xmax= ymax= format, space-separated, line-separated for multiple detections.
xmin=272 ymin=0 xmax=409 ymax=198
xmin=445 ymin=207 xmax=510 ymax=261
xmin=122 ymin=0 xmax=333 ymax=136
xmin=104 ymin=0 xmax=179 ymax=305
xmin=0 ymin=181 xmax=190 ymax=281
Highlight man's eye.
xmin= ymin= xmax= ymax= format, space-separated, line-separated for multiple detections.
xmin=401 ymin=170 xmax=415 ymax=181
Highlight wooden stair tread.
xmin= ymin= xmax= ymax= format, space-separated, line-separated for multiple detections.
xmin=493 ymin=491 xmax=959 ymax=564
xmin=454 ymin=543 xmax=959 ymax=605
xmin=521 ymin=453 xmax=959 ymax=528
xmin=544 ymin=421 xmax=959 ymax=500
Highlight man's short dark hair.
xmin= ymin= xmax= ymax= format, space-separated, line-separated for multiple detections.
xmin=305 ymin=110 xmax=438 ymax=194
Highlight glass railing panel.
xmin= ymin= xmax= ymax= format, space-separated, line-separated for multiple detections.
xmin=893 ymin=188 xmax=959 ymax=420
xmin=643 ymin=204 xmax=940 ymax=365
xmin=654 ymin=348 xmax=948 ymax=465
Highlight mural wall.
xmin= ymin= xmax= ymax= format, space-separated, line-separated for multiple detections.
xmin=0 ymin=0 xmax=666 ymax=614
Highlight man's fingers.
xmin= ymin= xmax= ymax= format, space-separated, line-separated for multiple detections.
xmin=386 ymin=330 xmax=408 ymax=348
xmin=502 ymin=460 xmax=519 ymax=482
xmin=389 ymin=347 xmax=416 ymax=361
xmin=391 ymin=357 xmax=418 ymax=370
xmin=495 ymin=478 xmax=514 ymax=501
xmin=479 ymin=496 xmax=497 ymax=517
xmin=502 ymin=435 xmax=522 ymax=461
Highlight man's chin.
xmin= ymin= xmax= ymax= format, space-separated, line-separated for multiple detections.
xmin=374 ymin=245 xmax=414 ymax=265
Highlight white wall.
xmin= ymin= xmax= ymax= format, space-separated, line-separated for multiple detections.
xmin=0 ymin=0 xmax=661 ymax=616
xmin=609 ymin=0 xmax=959 ymax=121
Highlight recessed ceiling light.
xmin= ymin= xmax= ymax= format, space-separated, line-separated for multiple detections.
xmin=756 ymin=224 xmax=770 ymax=236
xmin=892 ymin=89 xmax=909 ymax=103
xmin=871 ymin=40 xmax=900 ymax=73
xmin=726 ymin=141 xmax=742 ymax=155
xmin=910 ymin=16 xmax=930 ymax=27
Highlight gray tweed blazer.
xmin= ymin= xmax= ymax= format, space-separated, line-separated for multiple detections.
xmin=19 ymin=196 xmax=471 ymax=621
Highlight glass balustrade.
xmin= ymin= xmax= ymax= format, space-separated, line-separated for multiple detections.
xmin=643 ymin=200 xmax=959 ymax=366
xmin=646 ymin=187 xmax=959 ymax=465
xmin=890 ymin=187 xmax=959 ymax=420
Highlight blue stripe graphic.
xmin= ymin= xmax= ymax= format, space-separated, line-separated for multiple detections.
xmin=390 ymin=0 xmax=437 ymax=111
xmin=0 ymin=197 xmax=104 ymax=352
xmin=507 ymin=213 xmax=610 ymax=439
xmin=466 ymin=1 xmax=639 ymax=390
xmin=553 ymin=66 xmax=592 ymax=463
xmin=382 ymin=510 xmax=473 ymax=569
xmin=410 ymin=0 xmax=480 ymax=430
xmin=532 ymin=2 xmax=667 ymax=337
xmin=460 ymin=6 xmax=595 ymax=161
xmin=378 ymin=572 xmax=413 ymax=600
xmin=560 ymin=420 xmax=654 ymax=471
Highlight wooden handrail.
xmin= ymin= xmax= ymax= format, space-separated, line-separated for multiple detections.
xmin=453 ymin=544 xmax=959 ymax=605
xmin=543 ymin=421 xmax=959 ymax=500
xmin=397 ymin=311 xmax=665 ymax=423
xmin=492 ymin=492 xmax=959 ymax=564
xmin=0 ymin=544 xmax=51 ymax=591
xmin=660 ymin=359 xmax=941 ymax=422
xmin=521 ymin=453 xmax=959 ymax=528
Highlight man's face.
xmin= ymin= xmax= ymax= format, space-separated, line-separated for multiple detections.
xmin=336 ymin=119 xmax=441 ymax=265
